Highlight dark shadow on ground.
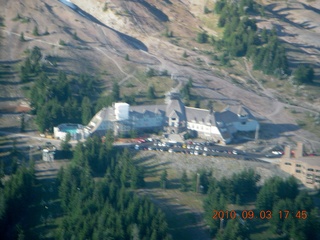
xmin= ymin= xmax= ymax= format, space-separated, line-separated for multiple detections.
xmin=137 ymin=0 xmax=169 ymax=22
xmin=58 ymin=0 xmax=148 ymax=51
xmin=258 ymin=122 xmax=300 ymax=140
xmin=137 ymin=190 xmax=211 ymax=240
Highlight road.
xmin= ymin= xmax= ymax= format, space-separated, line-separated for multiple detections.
xmin=131 ymin=140 xmax=272 ymax=163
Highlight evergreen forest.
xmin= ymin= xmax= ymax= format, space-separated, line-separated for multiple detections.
xmin=208 ymin=0 xmax=289 ymax=76
xmin=202 ymin=169 xmax=320 ymax=239
xmin=0 ymin=135 xmax=171 ymax=239
xmin=19 ymin=46 xmax=122 ymax=133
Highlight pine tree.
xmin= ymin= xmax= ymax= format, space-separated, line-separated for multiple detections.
xmin=147 ymin=86 xmax=156 ymax=99
xmin=183 ymin=51 xmax=188 ymax=58
xmin=81 ymin=97 xmax=92 ymax=125
xmin=33 ymin=26 xmax=39 ymax=36
xmin=112 ymin=82 xmax=120 ymax=101
xmin=20 ymin=114 xmax=25 ymax=132
xmin=20 ymin=32 xmax=25 ymax=42
xmin=160 ymin=170 xmax=168 ymax=189
xmin=180 ymin=170 xmax=188 ymax=192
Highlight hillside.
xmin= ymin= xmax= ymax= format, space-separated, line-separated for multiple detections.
xmin=1 ymin=0 xmax=320 ymax=150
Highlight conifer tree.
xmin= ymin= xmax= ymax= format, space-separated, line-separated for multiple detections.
xmin=180 ymin=170 xmax=189 ymax=192
xmin=160 ymin=170 xmax=168 ymax=189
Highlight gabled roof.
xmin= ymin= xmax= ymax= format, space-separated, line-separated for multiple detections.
xmin=185 ymin=107 xmax=216 ymax=126
xmin=166 ymin=98 xmax=186 ymax=121
xmin=222 ymin=105 xmax=257 ymax=120
xmin=214 ymin=111 xmax=238 ymax=124
xmin=130 ymin=104 xmax=166 ymax=114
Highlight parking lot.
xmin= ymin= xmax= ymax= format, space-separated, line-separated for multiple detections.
xmin=132 ymin=139 xmax=267 ymax=161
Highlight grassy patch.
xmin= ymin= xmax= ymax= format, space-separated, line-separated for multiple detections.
xmin=122 ymin=73 xmax=173 ymax=105
xmin=287 ymin=108 xmax=320 ymax=138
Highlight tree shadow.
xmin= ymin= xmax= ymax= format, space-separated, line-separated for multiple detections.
xmin=137 ymin=191 xmax=210 ymax=240
xmin=301 ymin=2 xmax=320 ymax=15
xmin=58 ymin=0 xmax=148 ymax=51
xmin=137 ymin=0 xmax=169 ymax=22
xmin=265 ymin=3 xmax=317 ymax=31
xmin=258 ymin=122 xmax=300 ymax=140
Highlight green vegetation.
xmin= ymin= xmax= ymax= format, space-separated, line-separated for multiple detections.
xmin=160 ymin=169 xmax=168 ymax=189
xmin=180 ymin=78 xmax=193 ymax=102
xmin=19 ymin=32 xmax=25 ymax=42
xmin=0 ymin=162 xmax=35 ymax=239
xmin=196 ymin=31 xmax=209 ymax=44
xmin=203 ymin=170 xmax=319 ymax=239
xmin=32 ymin=26 xmax=39 ymax=36
xmin=19 ymin=46 xmax=42 ymax=83
xmin=293 ymin=65 xmax=314 ymax=84
xmin=103 ymin=3 xmax=108 ymax=11
xmin=204 ymin=6 xmax=210 ymax=14
xmin=180 ymin=170 xmax=189 ymax=192
xmin=56 ymin=137 xmax=170 ymax=239
xmin=18 ymin=47 xmax=102 ymax=132
xmin=30 ymin=71 xmax=98 ymax=132
xmin=212 ymin=0 xmax=288 ymax=76
xmin=20 ymin=114 xmax=25 ymax=132
xmin=59 ymin=39 xmax=66 ymax=46
xmin=12 ymin=13 xmax=30 ymax=23
xmin=112 ymin=81 xmax=120 ymax=101
xmin=0 ymin=136 xmax=171 ymax=239
xmin=0 ymin=16 xmax=4 ymax=26
xmin=147 ymin=85 xmax=156 ymax=99
xmin=164 ymin=28 xmax=173 ymax=38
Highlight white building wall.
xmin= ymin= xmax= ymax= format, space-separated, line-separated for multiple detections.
xmin=187 ymin=122 xmax=221 ymax=137
xmin=115 ymin=103 xmax=129 ymax=120
xmin=53 ymin=127 xmax=67 ymax=140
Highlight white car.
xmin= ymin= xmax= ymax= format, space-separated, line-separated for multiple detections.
xmin=203 ymin=147 xmax=208 ymax=151
xmin=194 ymin=151 xmax=199 ymax=155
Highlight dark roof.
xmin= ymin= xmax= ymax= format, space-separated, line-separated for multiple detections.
xmin=166 ymin=98 xmax=187 ymax=121
xmin=185 ymin=107 xmax=216 ymax=125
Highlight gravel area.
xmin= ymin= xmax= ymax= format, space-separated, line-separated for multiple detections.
xmin=135 ymin=151 xmax=290 ymax=185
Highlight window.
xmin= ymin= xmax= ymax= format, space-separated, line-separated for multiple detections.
xmin=296 ymin=164 xmax=301 ymax=167
xmin=307 ymin=168 xmax=314 ymax=172
xmin=316 ymin=170 xmax=320 ymax=173
xmin=285 ymin=162 xmax=292 ymax=166
xmin=306 ymin=174 xmax=313 ymax=180
xmin=172 ymin=118 xmax=176 ymax=121
xmin=315 ymin=180 xmax=320 ymax=183
xmin=295 ymin=170 xmax=301 ymax=173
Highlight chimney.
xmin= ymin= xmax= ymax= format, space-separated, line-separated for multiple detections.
xmin=295 ymin=142 xmax=303 ymax=158
xmin=284 ymin=145 xmax=291 ymax=158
